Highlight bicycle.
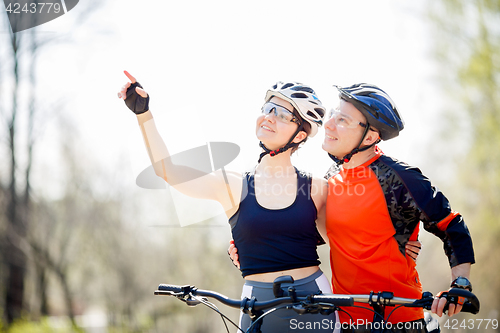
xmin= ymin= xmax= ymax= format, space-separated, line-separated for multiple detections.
xmin=154 ymin=275 xmax=480 ymax=333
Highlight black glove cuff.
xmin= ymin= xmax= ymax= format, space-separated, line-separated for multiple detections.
xmin=125 ymin=82 xmax=149 ymax=114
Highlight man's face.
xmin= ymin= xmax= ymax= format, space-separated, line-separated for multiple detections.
xmin=321 ymin=99 xmax=369 ymax=157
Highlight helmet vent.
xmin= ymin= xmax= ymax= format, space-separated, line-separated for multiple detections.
xmin=291 ymin=86 xmax=315 ymax=94
xmin=282 ymin=83 xmax=294 ymax=89
xmin=307 ymin=111 xmax=319 ymax=119
xmin=314 ymin=108 xmax=325 ymax=117
xmin=291 ymin=92 xmax=308 ymax=99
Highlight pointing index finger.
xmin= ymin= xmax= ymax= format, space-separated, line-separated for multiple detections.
xmin=123 ymin=70 xmax=136 ymax=83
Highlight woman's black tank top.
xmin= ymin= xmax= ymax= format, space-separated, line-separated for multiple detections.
xmin=229 ymin=168 xmax=323 ymax=277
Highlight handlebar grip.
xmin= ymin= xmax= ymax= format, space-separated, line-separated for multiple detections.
xmin=158 ymin=284 xmax=184 ymax=293
xmin=446 ymin=288 xmax=480 ymax=314
xmin=441 ymin=288 xmax=480 ymax=314
xmin=462 ymin=303 xmax=479 ymax=314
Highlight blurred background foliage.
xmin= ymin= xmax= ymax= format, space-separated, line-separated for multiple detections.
xmin=418 ymin=1 xmax=500 ymax=330
xmin=0 ymin=0 xmax=499 ymax=332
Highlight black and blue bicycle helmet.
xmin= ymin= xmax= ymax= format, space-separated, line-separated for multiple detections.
xmin=335 ymin=83 xmax=404 ymax=140
xmin=329 ymin=83 xmax=404 ymax=165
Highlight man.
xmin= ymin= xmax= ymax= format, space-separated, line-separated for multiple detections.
xmin=322 ymin=83 xmax=475 ymax=332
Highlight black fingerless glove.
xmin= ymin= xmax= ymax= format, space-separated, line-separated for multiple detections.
xmin=125 ymin=82 xmax=149 ymax=114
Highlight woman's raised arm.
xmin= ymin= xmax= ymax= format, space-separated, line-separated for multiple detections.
xmin=117 ymin=71 xmax=241 ymax=214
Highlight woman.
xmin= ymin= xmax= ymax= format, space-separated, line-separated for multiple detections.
xmin=117 ymin=72 xmax=419 ymax=332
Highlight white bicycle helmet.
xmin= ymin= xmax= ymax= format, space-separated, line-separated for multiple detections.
xmin=265 ymin=82 xmax=326 ymax=137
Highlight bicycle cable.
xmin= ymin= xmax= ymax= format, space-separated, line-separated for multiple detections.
xmin=245 ymin=304 xmax=289 ymax=333
xmin=245 ymin=299 xmax=387 ymax=332
xmin=385 ymin=305 xmax=405 ymax=322
xmin=194 ymin=296 xmax=231 ymax=333
xmin=347 ymin=304 xmax=386 ymax=324
xmin=192 ymin=295 xmax=243 ymax=333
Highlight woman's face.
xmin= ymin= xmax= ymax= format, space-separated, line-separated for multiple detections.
xmin=256 ymin=96 xmax=301 ymax=151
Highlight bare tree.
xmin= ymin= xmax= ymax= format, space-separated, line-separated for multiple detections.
xmin=0 ymin=0 xmax=103 ymax=325
xmin=3 ymin=13 xmax=28 ymax=324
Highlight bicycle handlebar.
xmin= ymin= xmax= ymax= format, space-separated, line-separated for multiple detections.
xmin=155 ymin=283 xmax=480 ymax=315
xmin=156 ymin=284 xmax=354 ymax=310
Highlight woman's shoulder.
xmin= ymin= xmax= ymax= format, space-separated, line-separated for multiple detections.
xmin=309 ymin=175 xmax=328 ymax=210
xmin=294 ymin=168 xmax=311 ymax=179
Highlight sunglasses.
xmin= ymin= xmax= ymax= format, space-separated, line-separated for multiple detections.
xmin=261 ymin=102 xmax=301 ymax=124
xmin=327 ymin=109 xmax=376 ymax=132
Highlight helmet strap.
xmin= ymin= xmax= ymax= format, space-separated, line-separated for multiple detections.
xmin=328 ymin=124 xmax=379 ymax=165
xmin=258 ymin=123 xmax=304 ymax=163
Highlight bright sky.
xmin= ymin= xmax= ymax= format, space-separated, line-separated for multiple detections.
xmin=3 ymin=0 xmax=449 ymax=225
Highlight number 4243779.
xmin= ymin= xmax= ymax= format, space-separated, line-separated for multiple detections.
xmin=444 ymin=318 xmax=498 ymax=330
xmin=5 ymin=3 xmax=62 ymax=14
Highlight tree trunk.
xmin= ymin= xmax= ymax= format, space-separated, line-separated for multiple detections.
xmin=5 ymin=30 xmax=27 ymax=324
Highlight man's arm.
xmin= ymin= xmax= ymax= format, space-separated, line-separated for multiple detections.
xmin=451 ymin=263 xmax=471 ymax=280
xmin=395 ymin=164 xmax=475 ymax=316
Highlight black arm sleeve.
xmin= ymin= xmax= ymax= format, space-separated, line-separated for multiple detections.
xmin=384 ymin=158 xmax=475 ymax=267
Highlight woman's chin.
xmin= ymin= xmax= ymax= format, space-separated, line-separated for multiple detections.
xmin=256 ymin=131 xmax=274 ymax=143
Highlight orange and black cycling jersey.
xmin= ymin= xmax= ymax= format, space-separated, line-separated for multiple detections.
xmin=325 ymin=148 xmax=475 ymax=324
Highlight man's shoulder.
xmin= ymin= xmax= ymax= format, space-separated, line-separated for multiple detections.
xmin=366 ymin=154 xmax=435 ymax=200
xmin=371 ymin=154 xmax=425 ymax=180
